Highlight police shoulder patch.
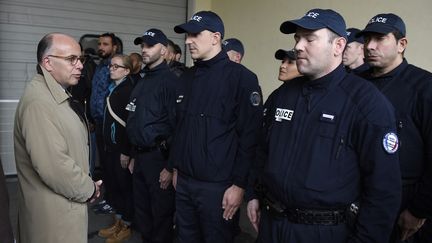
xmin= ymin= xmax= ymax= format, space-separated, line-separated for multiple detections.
xmin=382 ymin=132 xmax=399 ymax=154
xmin=250 ymin=91 xmax=261 ymax=106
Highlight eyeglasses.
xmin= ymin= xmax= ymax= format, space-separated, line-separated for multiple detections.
xmin=47 ymin=55 xmax=85 ymax=66
xmin=109 ymin=64 xmax=126 ymax=70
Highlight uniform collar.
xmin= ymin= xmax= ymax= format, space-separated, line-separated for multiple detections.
xmin=40 ymin=65 xmax=70 ymax=104
xmin=302 ymin=64 xmax=346 ymax=93
xmin=194 ymin=50 xmax=228 ymax=68
xmin=366 ymin=58 xmax=408 ymax=80
xmin=144 ymin=60 xmax=169 ymax=74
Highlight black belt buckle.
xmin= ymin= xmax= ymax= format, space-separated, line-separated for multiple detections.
xmin=345 ymin=202 xmax=359 ymax=229
xmin=262 ymin=197 xmax=286 ymax=218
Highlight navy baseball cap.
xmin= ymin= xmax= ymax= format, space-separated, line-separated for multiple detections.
xmin=174 ymin=11 xmax=225 ymax=38
xmin=134 ymin=28 xmax=168 ymax=46
xmin=280 ymin=9 xmax=347 ymax=39
xmin=346 ymin=28 xmax=364 ymax=44
xmin=275 ymin=49 xmax=296 ymax=60
xmin=356 ymin=13 xmax=406 ymax=37
xmin=223 ymin=38 xmax=244 ymax=56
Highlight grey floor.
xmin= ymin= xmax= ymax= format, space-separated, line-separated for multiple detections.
xmin=7 ymin=176 xmax=257 ymax=243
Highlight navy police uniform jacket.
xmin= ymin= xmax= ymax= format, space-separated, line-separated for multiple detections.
xmin=360 ymin=59 xmax=432 ymax=219
xmin=102 ymin=77 xmax=134 ymax=156
xmin=258 ymin=65 xmax=401 ymax=242
xmin=170 ymin=51 xmax=263 ymax=189
xmin=126 ymin=62 xmax=177 ymax=167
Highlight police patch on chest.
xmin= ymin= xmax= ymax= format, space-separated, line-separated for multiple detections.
xmin=125 ymin=98 xmax=136 ymax=112
xmin=383 ymin=132 xmax=399 ymax=154
xmin=275 ymin=108 xmax=294 ymax=122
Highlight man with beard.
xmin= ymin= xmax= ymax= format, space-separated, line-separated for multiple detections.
xmin=90 ymin=32 xmax=118 ymax=214
xmin=357 ymin=13 xmax=432 ymax=243
xmin=126 ymin=28 xmax=177 ymax=243
xmin=165 ymin=39 xmax=187 ymax=77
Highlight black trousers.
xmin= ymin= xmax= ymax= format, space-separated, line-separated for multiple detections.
xmin=175 ymin=173 xmax=236 ymax=243
xmin=389 ymin=183 xmax=432 ymax=243
xmin=96 ymin=123 xmax=111 ymax=203
xmin=105 ymin=150 xmax=134 ymax=222
xmin=133 ymin=150 xmax=175 ymax=243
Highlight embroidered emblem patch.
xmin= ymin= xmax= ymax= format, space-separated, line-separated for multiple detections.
xmin=250 ymin=92 xmax=261 ymax=106
xmin=382 ymin=132 xmax=399 ymax=154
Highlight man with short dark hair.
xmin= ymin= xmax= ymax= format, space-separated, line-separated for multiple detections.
xmin=357 ymin=13 xmax=432 ymax=243
xmin=223 ymin=38 xmax=244 ymax=63
xmin=165 ymin=39 xmax=187 ymax=77
xmin=172 ymin=10 xmax=263 ymax=243
xmin=343 ymin=28 xmax=368 ymax=73
xmin=14 ymin=33 xmax=102 ymax=243
xmin=90 ymin=32 xmax=118 ymax=214
xmin=247 ymin=9 xmax=401 ymax=243
xmin=173 ymin=43 xmax=182 ymax=62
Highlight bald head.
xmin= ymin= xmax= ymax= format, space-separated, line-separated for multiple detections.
xmin=37 ymin=33 xmax=80 ymax=64
xmin=37 ymin=33 xmax=83 ymax=87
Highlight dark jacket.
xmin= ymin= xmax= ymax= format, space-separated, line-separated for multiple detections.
xmin=168 ymin=60 xmax=187 ymax=77
xmin=90 ymin=58 xmax=111 ymax=124
xmin=103 ymin=76 xmax=134 ymax=156
xmin=126 ymin=61 xmax=178 ymax=168
xmin=170 ymin=51 xmax=263 ymax=189
xmin=256 ymin=65 xmax=401 ymax=243
xmin=360 ymin=59 xmax=432 ymax=219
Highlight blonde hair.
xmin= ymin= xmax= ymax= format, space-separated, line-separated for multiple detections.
xmin=112 ymin=54 xmax=132 ymax=72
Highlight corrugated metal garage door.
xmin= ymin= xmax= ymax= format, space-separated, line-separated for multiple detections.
xmin=0 ymin=0 xmax=187 ymax=175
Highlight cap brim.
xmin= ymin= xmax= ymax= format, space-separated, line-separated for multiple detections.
xmin=174 ymin=22 xmax=206 ymax=34
xmin=274 ymin=49 xmax=296 ymax=60
xmin=280 ymin=19 xmax=326 ymax=34
xmin=134 ymin=36 xmax=157 ymax=46
xmin=356 ymin=24 xmax=395 ymax=37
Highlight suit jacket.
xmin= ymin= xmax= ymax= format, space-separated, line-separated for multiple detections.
xmin=14 ymin=66 xmax=95 ymax=243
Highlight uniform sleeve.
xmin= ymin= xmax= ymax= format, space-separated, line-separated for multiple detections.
xmin=246 ymin=90 xmax=275 ymax=201
xmin=408 ymin=89 xmax=432 ymax=219
xmin=348 ymin=97 xmax=402 ymax=243
xmin=21 ymin=101 xmax=95 ymax=203
xmin=163 ymin=75 xmax=179 ymax=171
xmin=231 ymin=70 xmax=263 ymax=189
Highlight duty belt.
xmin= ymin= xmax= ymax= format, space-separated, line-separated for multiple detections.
xmin=263 ymin=199 xmax=348 ymax=225
xmin=285 ymin=207 xmax=346 ymax=225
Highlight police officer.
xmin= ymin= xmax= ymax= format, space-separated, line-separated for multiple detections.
xmin=274 ymin=48 xmax=302 ymax=82
xmin=223 ymin=38 xmax=245 ymax=63
xmin=357 ymin=13 xmax=432 ymax=243
xmin=126 ymin=28 xmax=177 ymax=243
xmin=343 ymin=28 xmax=369 ymax=73
xmin=171 ymin=11 xmax=263 ymax=243
xmin=246 ymin=9 xmax=402 ymax=243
